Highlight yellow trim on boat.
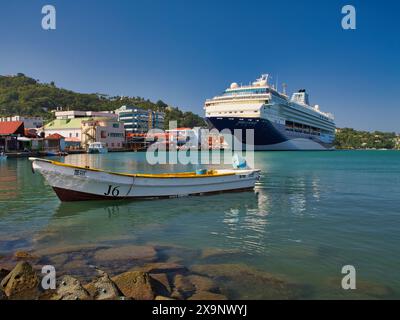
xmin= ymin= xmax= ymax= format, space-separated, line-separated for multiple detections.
xmin=35 ymin=158 xmax=236 ymax=178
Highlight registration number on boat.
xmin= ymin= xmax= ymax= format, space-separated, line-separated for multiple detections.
xmin=74 ymin=169 xmax=87 ymax=177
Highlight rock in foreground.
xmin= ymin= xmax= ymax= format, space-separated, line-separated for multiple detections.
xmin=56 ymin=275 xmax=91 ymax=300
xmin=84 ymin=271 xmax=122 ymax=300
xmin=112 ymin=271 xmax=155 ymax=300
xmin=0 ymin=261 xmax=39 ymax=300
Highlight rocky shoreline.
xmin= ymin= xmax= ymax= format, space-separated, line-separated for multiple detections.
xmin=0 ymin=256 xmax=228 ymax=300
xmin=0 ymin=243 xmax=308 ymax=300
xmin=1 ymin=243 xmax=395 ymax=300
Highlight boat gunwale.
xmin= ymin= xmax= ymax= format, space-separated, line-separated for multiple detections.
xmin=29 ymin=158 xmax=240 ymax=179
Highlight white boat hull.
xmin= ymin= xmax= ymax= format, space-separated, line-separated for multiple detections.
xmin=30 ymin=158 xmax=260 ymax=201
xmin=88 ymin=148 xmax=108 ymax=154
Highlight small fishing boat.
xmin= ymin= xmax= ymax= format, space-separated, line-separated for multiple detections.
xmin=29 ymin=157 xmax=260 ymax=202
xmin=44 ymin=151 xmax=68 ymax=157
xmin=88 ymin=142 xmax=108 ymax=154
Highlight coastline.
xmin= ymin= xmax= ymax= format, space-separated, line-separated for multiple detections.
xmin=0 ymin=245 xmax=301 ymax=300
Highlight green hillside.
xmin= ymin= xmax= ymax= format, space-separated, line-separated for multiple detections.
xmin=0 ymin=73 xmax=206 ymax=129
xmin=335 ymin=128 xmax=398 ymax=149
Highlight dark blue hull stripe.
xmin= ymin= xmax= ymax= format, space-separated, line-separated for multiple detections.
xmin=206 ymin=117 xmax=331 ymax=150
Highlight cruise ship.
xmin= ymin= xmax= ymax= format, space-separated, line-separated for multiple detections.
xmin=204 ymin=75 xmax=336 ymax=150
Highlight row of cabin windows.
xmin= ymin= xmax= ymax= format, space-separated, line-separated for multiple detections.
xmin=285 ymin=121 xmax=321 ymax=135
xmin=213 ymin=110 xmax=258 ymax=115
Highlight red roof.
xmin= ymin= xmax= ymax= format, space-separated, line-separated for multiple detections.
xmin=0 ymin=121 xmax=24 ymax=135
xmin=45 ymin=133 xmax=65 ymax=140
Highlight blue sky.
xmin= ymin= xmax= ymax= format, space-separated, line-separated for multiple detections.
xmin=0 ymin=0 xmax=399 ymax=131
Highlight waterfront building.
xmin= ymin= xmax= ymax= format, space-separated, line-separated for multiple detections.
xmin=44 ymin=111 xmax=124 ymax=150
xmin=80 ymin=118 xmax=125 ymax=150
xmin=53 ymin=110 xmax=117 ymax=120
xmin=44 ymin=133 xmax=66 ymax=152
xmin=44 ymin=118 xmax=83 ymax=144
xmin=115 ymin=105 xmax=165 ymax=134
xmin=0 ymin=116 xmax=43 ymax=129
xmin=0 ymin=121 xmax=25 ymax=152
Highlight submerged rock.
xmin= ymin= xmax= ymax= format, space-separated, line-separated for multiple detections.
xmin=48 ymin=254 xmax=69 ymax=266
xmin=131 ymin=262 xmax=187 ymax=275
xmin=188 ymin=291 xmax=227 ymax=300
xmin=63 ymin=259 xmax=88 ymax=271
xmin=112 ymin=271 xmax=155 ymax=300
xmin=14 ymin=251 xmax=38 ymax=261
xmin=173 ymin=274 xmax=195 ymax=299
xmin=191 ymin=263 xmax=305 ymax=299
xmin=200 ymin=248 xmax=242 ymax=260
xmin=94 ymin=245 xmax=157 ymax=263
xmin=84 ymin=271 xmax=122 ymax=300
xmin=325 ymin=277 xmax=395 ymax=299
xmin=0 ymin=261 xmax=40 ymax=300
xmin=33 ymin=244 xmax=107 ymax=257
xmin=187 ymin=275 xmax=219 ymax=293
xmin=56 ymin=275 xmax=91 ymax=300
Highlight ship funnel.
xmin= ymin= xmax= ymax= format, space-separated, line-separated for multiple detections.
xmin=291 ymin=89 xmax=310 ymax=105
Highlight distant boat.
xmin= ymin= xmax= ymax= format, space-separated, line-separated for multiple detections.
xmin=43 ymin=151 xmax=68 ymax=157
xmin=88 ymin=142 xmax=108 ymax=154
xmin=29 ymin=157 xmax=261 ymax=202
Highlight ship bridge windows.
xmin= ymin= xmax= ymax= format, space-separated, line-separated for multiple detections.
xmin=223 ymin=88 xmax=268 ymax=96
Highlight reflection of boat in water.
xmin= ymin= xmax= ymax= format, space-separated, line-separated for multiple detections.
xmin=0 ymin=152 xmax=7 ymax=160
xmin=33 ymin=190 xmax=262 ymax=249
xmin=30 ymin=158 xmax=261 ymax=202
xmin=53 ymin=190 xmax=260 ymax=218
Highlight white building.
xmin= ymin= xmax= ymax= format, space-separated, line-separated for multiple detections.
xmin=54 ymin=110 xmax=117 ymax=120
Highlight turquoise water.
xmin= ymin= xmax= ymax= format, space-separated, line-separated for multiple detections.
xmin=0 ymin=151 xmax=399 ymax=299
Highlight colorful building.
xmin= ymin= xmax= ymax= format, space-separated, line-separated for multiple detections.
xmin=81 ymin=118 xmax=125 ymax=150
xmin=0 ymin=121 xmax=25 ymax=152
xmin=44 ymin=110 xmax=125 ymax=150
xmin=44 ymin=133 xmax=66 ymax=152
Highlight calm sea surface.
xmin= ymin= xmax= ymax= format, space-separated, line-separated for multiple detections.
xmin=0 ymin=151 xmax=399 ymax=299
